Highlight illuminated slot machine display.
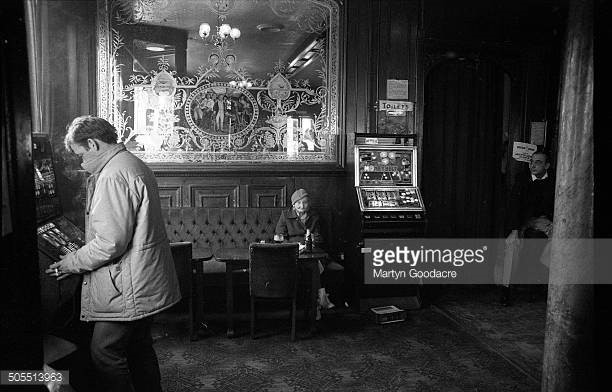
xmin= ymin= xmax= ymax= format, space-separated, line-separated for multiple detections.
xmin=354 ymin=134 xmax=425 ymax=233
xmin=33 ymin=135 xmax=85 ymax=332
xmin=353 ymin=133 xmax=426 ymax=308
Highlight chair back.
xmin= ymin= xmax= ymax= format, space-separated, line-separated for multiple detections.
xmin=170 ymin=241 xmax=193 ymax=300
xmin=249 ymin=243 xmax=299 ymax=299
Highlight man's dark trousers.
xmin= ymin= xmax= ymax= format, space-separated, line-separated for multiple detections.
xmin=90 ymin=318 xmax=162 ymax=392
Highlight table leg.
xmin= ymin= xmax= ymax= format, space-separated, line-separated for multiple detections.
xmin=225 ymin=261 xmax=235 ymax=338
xmin=191 ymin=260 xmax=205 ymax=341
xmin=309 ymin=260 xmax=318 ymax=336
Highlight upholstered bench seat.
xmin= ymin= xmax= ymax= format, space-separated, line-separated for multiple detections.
xmin=162 ymin=208 xmax=285 ymax=273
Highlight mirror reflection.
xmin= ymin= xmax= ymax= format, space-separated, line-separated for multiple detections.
xmin=98 ymin=0 xmax=340 ymax=163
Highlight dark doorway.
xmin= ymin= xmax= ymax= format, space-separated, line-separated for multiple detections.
xmin=422 ymin=59 xmax=506 ymax=238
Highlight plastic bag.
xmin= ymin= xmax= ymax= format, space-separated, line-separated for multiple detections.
xmin=499 ymin=230 xmax=522 ymax=286
xmin=539 ymin=240 xmax=552 ymax=268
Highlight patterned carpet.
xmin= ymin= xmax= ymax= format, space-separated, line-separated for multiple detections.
xmin=431 ymin=285 xmax=546 ymax=383
xmin=152 ymin=303 xmax=540 ymax=392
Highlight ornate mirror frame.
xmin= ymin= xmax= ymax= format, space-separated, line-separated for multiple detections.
xmin=96 ymin=0 xmax=343 ymax=170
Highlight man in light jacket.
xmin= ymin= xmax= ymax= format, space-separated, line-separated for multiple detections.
xmin=46 ymin=115 xmax=181 ymax=392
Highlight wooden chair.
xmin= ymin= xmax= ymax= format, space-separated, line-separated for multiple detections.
xmin=249 ymin=243 xmax=299 ymax=341
xmin=169 ymin=241 xmax=199 ymax=341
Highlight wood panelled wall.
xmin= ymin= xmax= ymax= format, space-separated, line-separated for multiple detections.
xmin=155 ymin=174 xmax=344 ymax=210
xmin=420 ymin=0 xmax=564 ymax=236
xmin=369 ymin=0 xmax=420 ymax=134
xmin=343 ymin=0 xmax=422 ymax=245
xmin=2 ymin=0 xmax=44 ymax=370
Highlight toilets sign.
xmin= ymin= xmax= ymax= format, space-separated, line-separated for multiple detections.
xmin=379 ymin=100 xmax=414 ymax=112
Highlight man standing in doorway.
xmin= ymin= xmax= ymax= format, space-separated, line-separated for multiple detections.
xmin=510 ymin=151 xmax=555 ymax=239
xmin=501 ymin=150 xmax=555 ymax=305
xmin=46 ymin=115 xmax=181 ymax=391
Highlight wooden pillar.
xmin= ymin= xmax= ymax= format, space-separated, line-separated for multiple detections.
xmin=542 ymin=0 xmax=594 ymax=391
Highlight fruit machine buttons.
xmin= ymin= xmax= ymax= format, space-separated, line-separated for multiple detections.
xmin=360 ymin=153 xmax=372 ymax=162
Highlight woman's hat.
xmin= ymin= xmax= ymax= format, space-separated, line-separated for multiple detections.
xmin=291 ymin=188 xmax=309 ymax=205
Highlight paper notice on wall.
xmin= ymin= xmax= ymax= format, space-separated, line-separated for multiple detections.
xmin=530 ymin=121 xmax=546 ymax=145
xmin=512 ymin=142 xmax=537 ymax=163
xmin=386 ymin=79 xmax=409 ymax=100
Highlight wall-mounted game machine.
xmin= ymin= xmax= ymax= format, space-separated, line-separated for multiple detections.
xmin=33 ymin=135 xmax=85 ymax=339
xmin=354 ymin=133 xmax=426 ymax=236
xmin=353 ymin=133 xmax=426 ymax=308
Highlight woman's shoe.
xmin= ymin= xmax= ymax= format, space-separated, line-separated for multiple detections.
xmin=318 ymin=289 xmax=335 ymax=309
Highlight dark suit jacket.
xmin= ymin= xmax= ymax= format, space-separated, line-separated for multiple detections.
xmin=509 ymin=171 xmax=555 ymax=230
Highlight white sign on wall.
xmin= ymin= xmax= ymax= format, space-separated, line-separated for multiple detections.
xmin=530 ymin=121 xmax=547 ymax=145
xmin=378 ymin=100 xmax=414 ymax=112
xmin=386 ymin=79 xmax=409 ymax=100
xmin=512 ymin=142 xmax=537 ymax=163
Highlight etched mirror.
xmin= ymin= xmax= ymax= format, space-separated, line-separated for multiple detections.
xmin=97 ymin=0 xmax=340 ymax=164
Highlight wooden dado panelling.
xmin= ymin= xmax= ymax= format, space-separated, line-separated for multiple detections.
xmin=241 ymin=177 xmax=290 ymax=208
xmin=156 ymin=177 xmax=296 ymax=208
xmin=245 ymin=184 xmax=287 ymax=208
xmin=190 ymin=185 xmax=239 ymax=207
xmin=158 ymin=185 xmax=182 ymax=209
xmin=154 ymin=175 xmax=341 ymax=211
xmin=189 ymin=178 xmax=241 ymax=207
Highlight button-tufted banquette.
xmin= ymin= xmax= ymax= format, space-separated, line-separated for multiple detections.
xmin=162 ymin=208 xmax=286 ymax=273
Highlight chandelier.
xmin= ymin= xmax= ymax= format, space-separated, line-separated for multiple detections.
xmin=199 ymin=16 xmax=241 ymax=48
xmin=198 ymin=9 xmax=241 ymax=71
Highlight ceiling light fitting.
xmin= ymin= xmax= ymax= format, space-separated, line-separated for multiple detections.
xmin=199 ymin=16 xmax=240 ymax=48
xmin=198 ymin=11 xmax=241 ymax=71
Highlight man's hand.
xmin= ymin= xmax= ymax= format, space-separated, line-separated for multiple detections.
xmin=44 ymin=254 xmax=75 ymax=281
xmin=531 ymin=216 xmax=552 ymax=237
xmin=529 ymin=217 xmax=553 ymax=237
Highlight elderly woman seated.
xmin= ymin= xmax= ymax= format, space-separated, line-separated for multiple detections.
xmin=275 ymin=189 xmax=343 ymax=317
